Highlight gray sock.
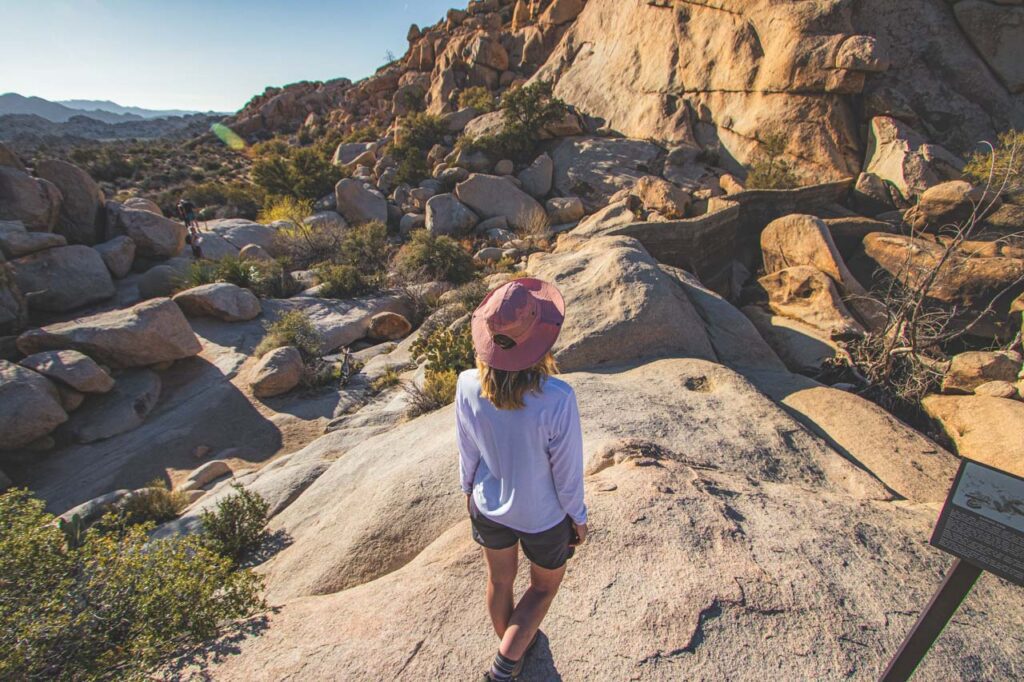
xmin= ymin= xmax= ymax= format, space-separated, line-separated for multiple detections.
xmin=489 ymin=652 xmax=518 ymax=680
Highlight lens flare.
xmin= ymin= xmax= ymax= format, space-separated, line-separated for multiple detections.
xmin=210 ymin=122 xmax=246 ymax=151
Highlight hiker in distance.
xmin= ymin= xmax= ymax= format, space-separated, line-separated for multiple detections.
xmin=457 ymin=278 xmax=588 ymax=681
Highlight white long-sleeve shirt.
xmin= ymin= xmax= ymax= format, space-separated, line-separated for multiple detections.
xmin=456 ymin=369 xmax=587 ymax=533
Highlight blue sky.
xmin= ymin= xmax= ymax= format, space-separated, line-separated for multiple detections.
xmin=0 ymin=0 xmax=458 ymax=113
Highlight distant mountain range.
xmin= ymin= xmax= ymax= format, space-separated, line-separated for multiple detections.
xmin=0 ymin=93 xmax=227 ymax=124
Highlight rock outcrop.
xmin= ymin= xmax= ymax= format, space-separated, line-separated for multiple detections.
xmin=923 ymin=394 xmax=1024 ymax=478
xmin=34 ymin=159 xmax=105 ymax=245
xmin=0 ymin=360 xmax=67 ymax=450
xmin=527 ymin=236 xmax=715 ymax=370
xmin=19 ymin=350 xmax=114 ymax=394
xmin=173 ymin=283 xmax=262 ymax=322
xmin=249 ymin=346 xmax=304 ymax=398
xmin=16 ymin=298 xmax=202 ymax=368
xmin=10 ymin=244 xmax=115 ymax=313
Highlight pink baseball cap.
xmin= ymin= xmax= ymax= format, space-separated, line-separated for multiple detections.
xmin=471 ymin=278 xmax=565 ymax=371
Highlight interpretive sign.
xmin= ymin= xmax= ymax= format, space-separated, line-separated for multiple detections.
xmin=931 ymin=459 xmax=1024 ymax=586
xmin=879 ymin=459 xmax=1023 ymax=681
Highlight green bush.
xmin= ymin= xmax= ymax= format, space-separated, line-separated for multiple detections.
xmin=199 ymin=485 xmax=270 ymax=566
xmin=160 ymin=181 xmax=261 ymax=219
xmin=458 ymin=86 xmax=497 ymax=113
xmin=391 ymin=112 xmax=447 ymax=185
xmin=256 ymin=310 xmax=324 ymax=359
xmin=251 ymin=142 xmax=341 ymax=201
xmin=275 ymin=222 xmax=347 ymax=270
xmin=370 ymin=366 xmax=403 ymax=392
xmin=69 ymin=146 xmax=140 ymax=181
xmin=341 ymin=221 xmax=391 ymax=280
xmin=258 ymin=196 xmax=314 ymax=226
xmin=458 ymin=80 xmax=568 ymax=162
xmin=117 ymin=480 xmax=190 ymax=526
xmin=420 ymin=325 xmax=475 ymax=376
xmin=405 ymin=369 xmax=459 ymax=417
xmin=0 ymin=488 xmax=264 ymax=680
xmin=394 ymin=231 xmax=476 ymax=284
xmin=744 ymin=133 xmax=800 ymax=190
xmin=313 ymin=263 xmax=371 ymax=299
xmin=964 ymin=129 xmax=1023 ymax=203
xmin=183 ymin=257 xmax=294 ymax=299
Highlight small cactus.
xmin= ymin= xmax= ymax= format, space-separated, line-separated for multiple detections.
xmin=57 ymin=513 xmax=86 ymax=550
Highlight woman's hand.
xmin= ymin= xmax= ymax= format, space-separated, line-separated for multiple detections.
xmin=571 ymin=521 xmax=588 ymax=546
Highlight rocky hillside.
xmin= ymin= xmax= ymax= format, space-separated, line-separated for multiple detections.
xmin=1 ymin=0 xmax=1023 ymax=679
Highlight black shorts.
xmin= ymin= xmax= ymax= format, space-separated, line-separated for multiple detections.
xmin=469 ymin=498 xmax=575 ymax=570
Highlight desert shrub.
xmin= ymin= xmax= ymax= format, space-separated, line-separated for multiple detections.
xmin=394 ymin=231 xmax=476 ymax=284
xmin=313 ymin=263 xmax=372 ymax=298
xmin=744 ymin=133 xmax=800 ymax=190
xmin=275 ymin=222 xmax=347 ymax=270
xmin=199 ymin=485 xmax=270 ymax=566
xmin=405 ymin=369 xmax=459 ymax=417
xmin=0 ymin=488 xmax=264 ymax=680
xmin=391 ymin=112 xmax=447 ymax=185
xmin=183 ymin=257 xmax=294 ymax=299
xmin=342 ymin=221 xmax=392 ymax=279
xmin=458 ymin=80 xmax=568 ymax=162
xmin=420 ymin=326 xmax=475 ymax=376
xmin=459 ymin=86 xmax=497 ymax=113
xmin=258 ymin=195 xmax=314 ymax=225
xmin=449 ymin=279 xmax=489 ymax=314
xmin=251 ymin=143 xmax=341 ymax=201
xmin=161 ymin=181 xmax=261 ymax=219
xmin=370 ymin=366 xmax=403 ymax=392
xmin=117 ymin=480 xmax=190 ymax=526
xmin=256 ymin=310 xmax=323 ymax=359
xmin=70 ymin=146 xmax=139 ymax=181
xmin=963 ymin=129 xmax=1023 ymax=203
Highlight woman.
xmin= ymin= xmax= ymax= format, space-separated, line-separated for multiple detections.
xmin=457 ymin=278 xmax=588 ymax=681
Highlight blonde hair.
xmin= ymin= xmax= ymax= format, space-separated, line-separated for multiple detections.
xmin=478 ymin=353 xmax=558 ymax=410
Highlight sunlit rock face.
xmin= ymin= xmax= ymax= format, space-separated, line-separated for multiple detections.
xmin=536 ymin=0 xmax=1024 ymax=180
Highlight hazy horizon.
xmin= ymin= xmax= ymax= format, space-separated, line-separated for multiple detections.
xmin=0 ymin=0 xmax=457 ymax=114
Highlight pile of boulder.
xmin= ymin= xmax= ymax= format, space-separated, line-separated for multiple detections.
xmin=0 ymin=298 xmax=203 ymax=485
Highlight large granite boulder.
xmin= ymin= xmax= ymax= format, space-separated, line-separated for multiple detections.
xmin=0 ymin=360 xmax=67 ymax=450
xmin=173 ymin=283 xmax=262 ymax=322
xmin=11 ymin=244 xmax=115 ymax=312
xmin=425 ymin=193 xmax=479 ymax=237
xmin=856 ymin=233 xmax=1024 ymax=337
xmin=953 ymin=1 xmax=1024 ymax=94
xmin=0 ymin=166 xmax=62 ymax=231
xmin=518 ymin=153 xmax=553 ymax=199
xmin=64 ymin=370 xmax=161 ymax=444
xmin=759 ymin=266 xmax=865 ymax=339
xmin=16 ymin=298 xmax=202 ymax=368
xmin=0 ymin=229 xmax=67 ymax=259
xmin=550 ymin=137 xmax=662 ymax=212
xmin=115 ymin=208 xmax=186 ymax=258
xmin=335 ymin=179 xmax=387 ymax=225
xmin=122 ymin=197 xmax=163 ymax=215
xmin=34 ymin=159 xmax=105 ymax=245
xmin=526 ymin=235 xmax=715 ymax=371
xmin=923 ymin=394 xmax=1024 ymax=478
xmin=93 ymin=235 xmax=136 ymax=278
xmin=904 ymin=180 xmax=988 ymax=233
xmin=19 ymin=350 xmax=114 ymax=394
xmin=942 ymin=350 xmax=1022 ymax=395
xmin=454 ymin=174 xmax=546 ymax=232
xmin=249 ymin=346 xmax=304 ymax=398
xmin=0 ymin=262 xmax=27 ymax=335
xmin=0 ymin=142 xmax=25 ymax=171
xmin=864 ymin=117 xmax=963 ymax=202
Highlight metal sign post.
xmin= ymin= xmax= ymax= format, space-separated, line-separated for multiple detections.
xmin=878 ymin=459 xmax=1024 ymax=681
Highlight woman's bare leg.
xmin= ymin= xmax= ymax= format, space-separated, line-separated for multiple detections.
xmin=498 ymin=561 xmax=566 ymax=660
xmin=482 ymin=545 xmax=519 ymax=639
